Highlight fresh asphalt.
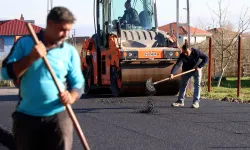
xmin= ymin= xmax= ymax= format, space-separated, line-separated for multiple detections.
xmin=1 ymin=88 xmax=250 ymax=150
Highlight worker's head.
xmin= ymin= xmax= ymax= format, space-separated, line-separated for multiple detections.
xmin=182 ymin=39 xmax=191 ymax=56
xmin=125 ymin=0 xmax=131 ymax=10
xmin=46 ymin=6 xmax=76 ymax=44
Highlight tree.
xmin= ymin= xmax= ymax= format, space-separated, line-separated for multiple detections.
xmin=207 ymin=0 xmax=250 ymax=87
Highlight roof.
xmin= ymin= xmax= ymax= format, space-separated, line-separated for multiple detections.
xmin=207 ymin=28 xmax=223 ymax=33
xmin=207 ymin=28 xmax=242 ymax=38
xmin=159 ymin=22 xmax=212 ymax=36
xmin=207 ymin=28 xmax=250 ymax=38
xmin=207 ymin=28 xmax=238 ymax=34
xmin=0 ymin=19 xmax=42 ymax=36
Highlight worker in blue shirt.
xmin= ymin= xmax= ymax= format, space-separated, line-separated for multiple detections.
xmin=1 ymin=6 xmax=84 ymax=150
xmin=170 ymin=40 xmax=208 ymax=108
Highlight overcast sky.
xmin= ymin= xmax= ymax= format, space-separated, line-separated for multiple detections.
xmin=0 ymin=0 xmax=250 ymax=36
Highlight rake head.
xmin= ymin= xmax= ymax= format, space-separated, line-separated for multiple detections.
xmin=145 ymin=78 xmax=156 ymax=95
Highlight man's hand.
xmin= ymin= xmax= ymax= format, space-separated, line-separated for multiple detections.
xmin=177 ymin=43 xmax=180 ymax=49
xmin=194 ymin=67 xmax=201 ymax=71
xmin=59 ymin=90 xmax=75 ymax=105
xmin=29 ymin=41 xmax=47 ymax=61
xmin=169 ymin=74 xmax=174 ymax=80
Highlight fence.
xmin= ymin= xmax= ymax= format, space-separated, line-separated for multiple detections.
xmin=243 ymin=63 xmax=250 ymax=77
xmin=191 ymin=36 xmax=250 ymax=100
xmin=193 ymin=39 xmax=250 ymax=78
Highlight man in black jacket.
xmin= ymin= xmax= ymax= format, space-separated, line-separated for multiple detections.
xmin=120 ymin=0 xmax=140 ymax=26
xmin=170 ymin=41 xmax=209 ymax=108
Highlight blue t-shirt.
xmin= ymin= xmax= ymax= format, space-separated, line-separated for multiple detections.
xmin=1 ymin=32 xmax=84 ymax=116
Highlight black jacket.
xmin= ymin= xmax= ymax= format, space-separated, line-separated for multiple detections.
xmin=121 ymin=8 xmax=140 ymax=26
xmin=171 ymin=48 xmax=209 ymax=74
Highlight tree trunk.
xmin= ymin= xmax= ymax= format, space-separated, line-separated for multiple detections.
xmin=217 ymin=60 xmax=231 ymax=87
xmin=220 ymin=54 xmax=223 ymax=74
xmin=217 ymin=67 xmax=225 ymax=87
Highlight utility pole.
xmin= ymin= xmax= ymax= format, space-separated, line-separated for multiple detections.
xmin=177 ymin=0 xmax=193 ymax=94
xmin=176 ymin=0 xmax=191 ymax=46
xmin=176 ymin=0 xmax=179 ymax=46
xmin=187 ymin=0 xmax=190 ymax=46
xmin=47 ymin=0 xmax=53 ymax=14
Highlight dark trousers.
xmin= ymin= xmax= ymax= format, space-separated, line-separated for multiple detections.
xmin=12 ymin=110 xmax=73 ymax=150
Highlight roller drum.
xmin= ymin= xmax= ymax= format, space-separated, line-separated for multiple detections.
xmin=119 ymin=61 xmax=181 ymax=96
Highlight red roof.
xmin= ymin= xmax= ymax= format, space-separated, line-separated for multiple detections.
xmin=0 ymin=19 xmax=42 ymax=36
xmin=159 ymin=22 xmax=212 ymax=36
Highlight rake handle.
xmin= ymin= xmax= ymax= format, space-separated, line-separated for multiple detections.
xmin=154 ymin=69 xmax=196 ymax=85
xmin=26 ymin=23 xmax=90 ymax=150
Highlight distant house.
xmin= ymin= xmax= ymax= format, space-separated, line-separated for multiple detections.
xmin=0 ymin=15 xmax=42 ymax=60
xmin=207 ymin=28 xmax=250 ymax=39
xmin=159 ymin=22 xmax=212 ymax=45
xmin=207 ymin=28 xmax=238 ymax=38
xmin=206 ymin=28 xmax=250 ymax=44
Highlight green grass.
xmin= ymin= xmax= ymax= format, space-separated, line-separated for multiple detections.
xmin=200 ymin=77 xmax=250 ymax=101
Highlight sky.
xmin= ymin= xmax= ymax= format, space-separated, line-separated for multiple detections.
xmin=0 ymin=0 xmax=250 ymax=36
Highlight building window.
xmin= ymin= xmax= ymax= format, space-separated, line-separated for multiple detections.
xmin=0 ymin=38 xmax=4 ymax=52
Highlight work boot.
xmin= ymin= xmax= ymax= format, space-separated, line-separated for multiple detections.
xmin=171 ymin=101 xmax=184 ymax=107
xmin=192 ymin=102 xmax=199 ymax=108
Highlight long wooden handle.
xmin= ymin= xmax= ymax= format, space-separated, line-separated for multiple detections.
xmin=154 ymin=69 xmax=196 ymax=85
xmin=26 ymin=23 xmax=90 ymax=150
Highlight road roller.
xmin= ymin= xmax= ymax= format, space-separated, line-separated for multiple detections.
xmin=80 ymin=0 xmax=181 ymax=96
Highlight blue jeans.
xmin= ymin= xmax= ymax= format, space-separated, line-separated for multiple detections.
xmin=178 ymin=69 xmax=202 ymax=103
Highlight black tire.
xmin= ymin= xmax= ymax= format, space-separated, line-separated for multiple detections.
xmin=110 ymin=66 xmax=120 ymax=97
xmin=82 ymin=71 xmax=90 ymax=95
xmin=82 ymin=59 xmax=94 ymax=96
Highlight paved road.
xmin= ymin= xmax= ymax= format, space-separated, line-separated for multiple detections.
xmin=1 ymin=88 xmax=250 ymax=150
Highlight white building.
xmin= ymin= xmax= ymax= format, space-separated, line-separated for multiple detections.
xmin=159 ymin=22 xmax=212 ymax=46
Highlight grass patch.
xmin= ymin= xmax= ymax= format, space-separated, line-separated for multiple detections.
xmin=201 ymin=77 xmax=250 ymax=101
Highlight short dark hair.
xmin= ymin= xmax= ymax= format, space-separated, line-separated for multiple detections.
xmin=125 ymin=0 xmax=131 ymax=5
xmin=47 ymin=6 xmax=76 ymax=23
xmin=182 ymin=39 xmax=189 ymax=50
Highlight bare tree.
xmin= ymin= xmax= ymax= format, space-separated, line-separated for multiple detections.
xmin=242 ymin=35 xmax=250 ymax=64
xmin=207 ymin=0 xmax=250 ymax=87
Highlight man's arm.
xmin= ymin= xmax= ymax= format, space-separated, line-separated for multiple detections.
xmin=197 ymin=49 xmax=209 ymax=68
xmin=1 ymin=39 xmax=22 ymax=80
xmin=1 ymin=38 xmax=29 ymax=80
xmin=6 ymin=41 xmax=47 ymax=79
xmin=131 ymin=9 xmax=140 ymax=25
xmin=120 ymin=11 xmax=127 ymax=23
xmin=59 ymin=46 xmax=85 ymax=105
xmin=1 ymin=36 xmax=47 ymax=80
xmin=11 ymin=55 xmax=37 ymax=79
xmin=170 ymin=55 xmax=184 ymax=75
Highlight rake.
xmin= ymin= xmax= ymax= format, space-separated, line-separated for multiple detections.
xmin=145 ymin=69 xmax=196 ymax=95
